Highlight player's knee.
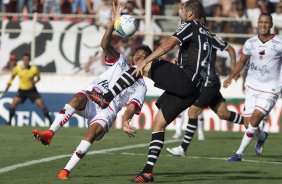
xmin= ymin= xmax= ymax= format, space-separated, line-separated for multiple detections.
xmin=71 ymin=93 xmax=87 ymax=111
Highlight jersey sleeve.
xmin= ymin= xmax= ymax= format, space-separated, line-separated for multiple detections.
xmin=104 ymin=53 xmax=121 ymax=66
xmin=211 ymin=34 xmax=228 ymax=51
xmin=127 ymin=82 xmax=147 ymax=115
xmin=242 ymin=39 xmax=251 ymax=56
xmin=172 ymin=21 xmax=193 ymax=45
xmin=33 ymin=66 xmax=40 ymax=76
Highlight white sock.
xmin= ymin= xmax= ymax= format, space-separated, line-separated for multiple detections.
xmin=236 ymin=124 xmax=257 ymax=155
xmin=197 ymin=113 xmax=205 ymax=140
xmin=175 ymin=112 xmax=185 ymax=136
xmin=64 ymin=140 xmax=91 ymax=172
xmin=49 ymin=104 xmax=75 ymax=133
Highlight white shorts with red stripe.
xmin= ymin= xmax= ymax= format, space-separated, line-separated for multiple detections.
xmin=243 ymin=86 xmax=279 ymax=116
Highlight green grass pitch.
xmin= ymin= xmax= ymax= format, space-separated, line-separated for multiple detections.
xmin=0 ymin=126 xmax=281 ymax=184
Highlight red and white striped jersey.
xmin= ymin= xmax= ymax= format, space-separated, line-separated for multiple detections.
xmin=84 ymin=54 xmax=147 ymax=115
xmin=243 ymin=35 xmax=282 ymax=94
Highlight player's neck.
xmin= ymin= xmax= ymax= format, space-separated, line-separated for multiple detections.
xmin=258 ymin=34 xmax=274 ymax=43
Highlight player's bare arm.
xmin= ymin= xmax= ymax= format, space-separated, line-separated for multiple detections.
xmin=122 ymin=104 xmax=137 ymax=137
xmin=132 ymin=36 xmax=180 ymax=76
xmin=100 ymin=3 xmax=125 ymax=59
xmin=223 ymin=53 xmax=249 ymax=88
xmin=7 ymin=73 xmax=16 ymax=89
xmin=225 ymin=44 xmax=239 ymax=80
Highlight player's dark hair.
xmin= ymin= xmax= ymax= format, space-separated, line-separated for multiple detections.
xmin=23 ymin=53 xmax=31 ymax=59
xmin=136 ymin=45 xmax=152 ymax=57
xmin=183 ymin=0 xmax=204 ymax=19
xmin=259 ymin=13 xmax=273 ymax=24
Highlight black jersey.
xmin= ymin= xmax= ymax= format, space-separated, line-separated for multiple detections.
xmin=173 ymin=20 xmax=213 ymax=88
xmin=206 ymin=34 xmax=229 ymax=87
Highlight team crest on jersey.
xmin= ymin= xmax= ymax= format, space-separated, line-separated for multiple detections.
xmin=259 ymin=49 xmax=265 ymax=60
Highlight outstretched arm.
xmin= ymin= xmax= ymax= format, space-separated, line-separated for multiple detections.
xmin=133 ymin=36 xmax=179 ymax=76
xmin=100 ymin=3 xmax=125 ymax=59
xmin=122 ymin=104 xmax=137 ymax=137
xmin=225 ymin=44 xmax=239 ymax=80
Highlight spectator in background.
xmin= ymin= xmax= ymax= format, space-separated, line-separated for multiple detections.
xmin=17 ymin=0 xmax=33 ymax=13
xmin=0 ymin=0 xmax=6 ymax=12
xmin=202 ymin=0 xmax=218 ymax=17
xmin=61 ymin=0 xmax=72 ymax=14
xmin=33 ymin=0 xmax=43 ymax=13
xmin=3 ymin=0 xmax=17 ymax=13
xmin=83 ymin=52 xmax=106 ymax=75
xmin=215 ymin=56 xmax=230 ymax=76
xmin=95 ymin=0 xmax=111 ymax=28
xmin=271 ymin=3 xmax=282 ymax=35
xmin=226 ymin=5 xmax=252 ymax=44
xmin=2 ymin=54 xmax=18 ymax=72
xmin=72 ymin=0 xmax=89 ymax=14
xmin=208 ymin=4 xmax=227 ymax=33
xmin=42 ymin=0 xmax=61 ymax=14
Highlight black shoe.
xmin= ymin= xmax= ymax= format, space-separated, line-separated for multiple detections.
xmin=6 ymin=122 xmax=11 ymax=126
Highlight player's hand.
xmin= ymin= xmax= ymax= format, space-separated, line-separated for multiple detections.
xmin=123 ymin=119 xmax=136 ymax=138
xmin=223 ymin=77 xmax=232 ymax=88
xmin=112 ymin=2 xmax=125 ymax=22
xmin=132 ymin=61 xmax=146 ymax=77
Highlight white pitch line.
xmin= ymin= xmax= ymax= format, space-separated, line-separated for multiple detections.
xmin=0 ymin=139 xmax=179 ymax=174
xmin=120 ymin=152 xmax=282 ymax=165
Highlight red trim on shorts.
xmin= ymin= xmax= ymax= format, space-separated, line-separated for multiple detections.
xmin=255 ymin=105 xmax=268 ymax=113
xmin=105 ymin=54 xmax=119 ymax=65
xmin=247 ymin=85 xmax=279 ymax=97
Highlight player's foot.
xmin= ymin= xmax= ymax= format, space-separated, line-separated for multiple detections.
xmin=32 ymin=129 xmax=54 ymax=145
xmin=6 ymin=121 xmax=11 ymax=126
xmin=171 ymin=133 xmax=181 ymax=140
xmin=87 ymin=90 xmax=110 ymax=109
xmin=227 ymin=153 xmax=242 ymax=162
xmin=166 ymin=146 xmax=186 ymax=157
xmin=255 ymin=132 xmax=268 ymax=156
xmin=57 ymin=169 xmax=70 ymax=180
xmin=133 ymin=172 xmax=154 ymax=183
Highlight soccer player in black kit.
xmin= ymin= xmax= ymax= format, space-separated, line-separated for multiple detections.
xmin=90 ymin=1 xmax=213 ymax=182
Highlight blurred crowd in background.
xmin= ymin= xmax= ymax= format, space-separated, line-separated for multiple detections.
xmin=1 ymin=0 xmax=282 ymax=77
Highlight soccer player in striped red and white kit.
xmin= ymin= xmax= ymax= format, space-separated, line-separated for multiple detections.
xmin=32 ymin=3 xmax=152 ymax=179
xmin=224 ymin=13 xmax=282 ymax=161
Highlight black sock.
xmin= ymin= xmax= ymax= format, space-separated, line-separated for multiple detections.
xmin=181 ymin=118 xmax=198 ymax=152
xmin=227 ymin=111 xmax=243 ymax=124
xmin=142 ymin=132 xmax=165 ymax=173
xmin=43 ymin=108 xmax=52 ymax=124
xmin=104 ymin=67 xmax=139 ymax=102
xmin=8 ymin=108 xmax=15 ymax=124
